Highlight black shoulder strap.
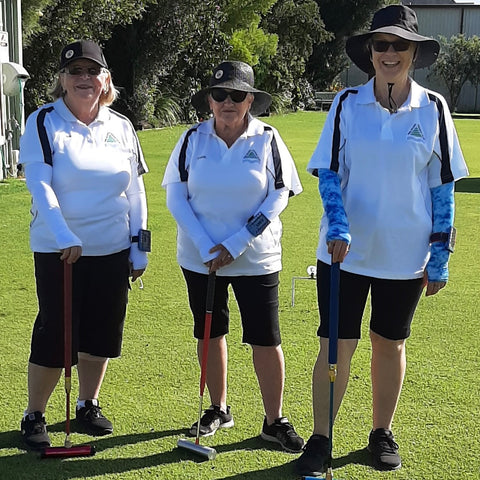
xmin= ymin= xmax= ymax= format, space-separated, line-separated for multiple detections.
xmin=178 ymin=126 xmax=198 ymax=181
xmin=330 ymin=89 xmax=358 ymax=173
xmin=427 ymin=93 xmax=454 ymax=184
xmin=264 ymin=126 xmax=285 ymax=190
xmin=36 ymin=106 xmax=55 ymax=166
xmin=311 ymin=89 xmax=358 ymax=178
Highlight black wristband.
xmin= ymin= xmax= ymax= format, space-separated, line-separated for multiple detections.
xmin=131 ymin=229 xmax=151 ymax=252
xmin=246 ymin=212 xmax=270 ymax=237
xmin=430 ymin=226 xmax=456 ymax=253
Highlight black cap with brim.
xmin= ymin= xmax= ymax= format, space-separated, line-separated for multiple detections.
xmin=191 ymin=61 xmax=272 ymax=116
xmin=59 ymin=40 xmax=108 ymax=71
xmin=345 ymin=5 xmax=440 ymax=75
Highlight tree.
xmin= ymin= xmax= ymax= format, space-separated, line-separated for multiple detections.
xmin=429 ymin=34 xmax=480 ymax=112
xmin=260 ymin=0 xmax=327 ymax=110
xmin=22 ymin=0 xmax=152 ymax=114
xmin=307 ymin=0 xmax=386 ymax=90
xmin=106 ymin=0 xmax=229 ymax=126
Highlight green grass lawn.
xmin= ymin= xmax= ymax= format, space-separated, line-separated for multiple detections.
xmin=0 ymin=111 xmax=478 ymax=479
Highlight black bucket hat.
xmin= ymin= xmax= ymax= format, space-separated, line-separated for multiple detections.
xmin=345 ymin=5 xmax=440 ymax=75
xmin=191 ymin=61 xmax=272 ymax=116
xmin=59 ymin=40 xmax=108 ymax=71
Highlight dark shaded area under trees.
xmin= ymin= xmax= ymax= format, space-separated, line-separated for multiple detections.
xmin=20 ymin=0 xmax=385 ymax=128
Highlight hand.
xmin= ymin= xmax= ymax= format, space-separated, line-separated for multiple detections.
xmin=60 ymin=246 xmax=82 ymax=263
xmin=327 ymin=239 xmax=349 ymax=264
xmin=425 ymin=280 xmax=446 ymax=296
xmin=131 ymin=268 xmax=145 ymax=282
xmin=206 ymin=244 xmax=234 ymax=273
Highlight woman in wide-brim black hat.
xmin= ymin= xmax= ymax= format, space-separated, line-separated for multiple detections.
xmin=345 ymin=4 xmax=440 ymax=75
xmin=191 ymin=60 xmax=272 ymax=117
xmin=295 ymin=5 xmax=469 ymax=477
xmin=163 ymin=60 xmax=305 ymax=453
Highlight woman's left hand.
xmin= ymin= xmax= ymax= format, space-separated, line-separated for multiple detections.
xmin=423 ymin=272 xmax=446 ymax=296
xmin=131 ymin=268 xmax=145 ymax=282
xmin=206 ymin=244 xmax=234 ymax=273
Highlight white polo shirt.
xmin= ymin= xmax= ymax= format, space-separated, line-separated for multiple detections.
xmin=20 ymin=98 xmax=148 ymax=267
xmin=308 ymin=78 xmax=468 ymax=279
xmin=162 ymin=116 xmax=302 ymax=276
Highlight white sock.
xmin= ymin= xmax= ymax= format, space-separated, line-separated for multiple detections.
xmin=77 ymin=398 xmax=98 ymax=408
xmin=23 ymin=410 xmax=44 ymax=420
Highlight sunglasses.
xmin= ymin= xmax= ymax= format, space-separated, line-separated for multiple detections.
xmin=371 ymin=40 xmax=411 ymax=52
xmin=63 ymin=66 xmax=104 ymax=76
xmin=210 ymin=89 xmax=249 ymax=103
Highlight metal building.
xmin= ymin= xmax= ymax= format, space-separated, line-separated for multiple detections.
xmin=0 ymin=0 xmax=29 ymax=180
xmin=341 ymin=0 xmax=480 ymax=112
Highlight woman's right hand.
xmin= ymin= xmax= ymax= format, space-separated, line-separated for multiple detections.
xmin=206 ymin=244 xmax=234 ymax=273
xmin=327 ymin=239 xmax=349 ymax=263
xmin=60 ymin=246 xmax=82 ymax=264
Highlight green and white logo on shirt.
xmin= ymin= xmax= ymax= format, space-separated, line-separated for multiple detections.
xmin=105 ymin=132 xmax=119 ymax=144
xmin=243 ymin=149 xmax=260 ymax=163
xmin=407 ymin=124 xmax=424 ymax=140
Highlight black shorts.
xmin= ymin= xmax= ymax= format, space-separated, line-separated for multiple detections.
xmin=316 ymin=261 xmax=424 ymax=341
xmin=181 ymin=268 xmax=281 ymax=346
xmin=29 ymin=250 xmax=130 ymax=368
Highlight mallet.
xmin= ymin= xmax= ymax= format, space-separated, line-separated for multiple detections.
xmin=177 ymin=271 xmax=217 ymax=460
xmin=304 ymin=261 xmax=341 ymax=480
xmin=40 ymin=260 xmax=95 ymax=459
xmin=323 ymin=260 xmax=341 ymax=479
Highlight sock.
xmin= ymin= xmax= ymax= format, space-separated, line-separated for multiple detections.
xmin=23 ymin=410 xmax=45 ymax=420
xmin=77 ymin=398 xmax=98 ymax=409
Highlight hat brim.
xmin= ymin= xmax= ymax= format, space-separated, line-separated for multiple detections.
xmin=191 ymin=83 xmax=272 ymax=116
xmin=60 ymin=55 xmax=108 ymax=70
xmin=346 ymin=28 xmax=440 ymax=74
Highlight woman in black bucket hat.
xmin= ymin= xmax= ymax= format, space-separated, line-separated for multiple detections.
xmin=296 ymin=5 xmax=468 ymax=476
xmin=163 ymin=61 xmax=305 ymax=452
xmin=191 ymin=61 xmax=272 ymax=117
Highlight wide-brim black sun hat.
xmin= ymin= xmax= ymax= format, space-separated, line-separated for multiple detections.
xmin=191 ymin=61 xmax=272 ymax=116
xmin=346 ymin=5 xmax=440 ymax=75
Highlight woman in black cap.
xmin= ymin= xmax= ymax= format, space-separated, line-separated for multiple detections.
xmin=163 ymin=61 xmax=304 ymax=452
xmin=296 ymin=5 xmax=468 ymax=475
xmin=19 ymin=40 xmax=149 ymax=448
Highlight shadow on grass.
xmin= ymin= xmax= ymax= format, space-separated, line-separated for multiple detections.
xmin=455 ymin=177 xmax=480 ymax=193
xmin=0 ymin=427 xmax=371 ymax=480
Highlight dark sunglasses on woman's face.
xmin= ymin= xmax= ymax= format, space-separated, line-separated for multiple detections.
xmin=64 ymin=66 xmax=103 ymax=76
xmin=210 ymin=89 xmax=248 ymax=103
xmin=371 ymin=39 xmax=411 ymax=52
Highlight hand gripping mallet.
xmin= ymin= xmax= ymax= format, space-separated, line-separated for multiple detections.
xmin=40 ymin=260 xmax=95 ymax=458
xmin=177 ymin=271 xmax=217 ymax=460
xmin=305 ymin=260 xmax=341 ymax=480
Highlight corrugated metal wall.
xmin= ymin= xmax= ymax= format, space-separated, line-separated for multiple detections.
xmin=340 ymin=5 xmax=480 ymax=112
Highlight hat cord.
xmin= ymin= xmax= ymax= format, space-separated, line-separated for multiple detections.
xmin=387 ymin=83 xmax=398 ymax=113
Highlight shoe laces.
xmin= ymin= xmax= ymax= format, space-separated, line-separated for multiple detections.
xmin=275 ymin=419 xmax=298 ymax=439
xmin=374 ymin=430 xmax=399 ymax=453
xmin=304 ymin=434 xmax=329 ymax=454
xmin=31 ymin=420 xmax=46 ymax=434
xmin=85 ymin=404 xmax=104 ymax=420
xmin=200 ymin=406 xmax=223 ymax=426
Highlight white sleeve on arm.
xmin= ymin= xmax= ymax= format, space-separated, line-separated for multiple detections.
xmin=222 ymin=180 xmax=290 ymax=259
xmin=166 ymin=181 xmax=217 ymax=263
xmin=24 ymin=162 xmax=82 ymax=249
xmin=126 ymin=170 xmax=148 ymax=270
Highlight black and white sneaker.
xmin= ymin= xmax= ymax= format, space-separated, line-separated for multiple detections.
xmin=21 ymin=411 xmax=51 ymax=449
xmin=76 ymin=399 xmax=113 ymax=436
xmin=261 ymin=416 xmax=305 ymax=453
xmin=295 ymin=434 xmax=330 ymax=476
xmin=368 ymin=428 xmax=402 ymax=470
xmin=189 ymin=405 xmax=234 ymax=437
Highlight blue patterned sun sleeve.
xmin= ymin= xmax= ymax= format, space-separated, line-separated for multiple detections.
xmin=318 ymin=168 xmax=351 ymax=244
xmin=426 ymin=182 xmax=455 ymax=282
